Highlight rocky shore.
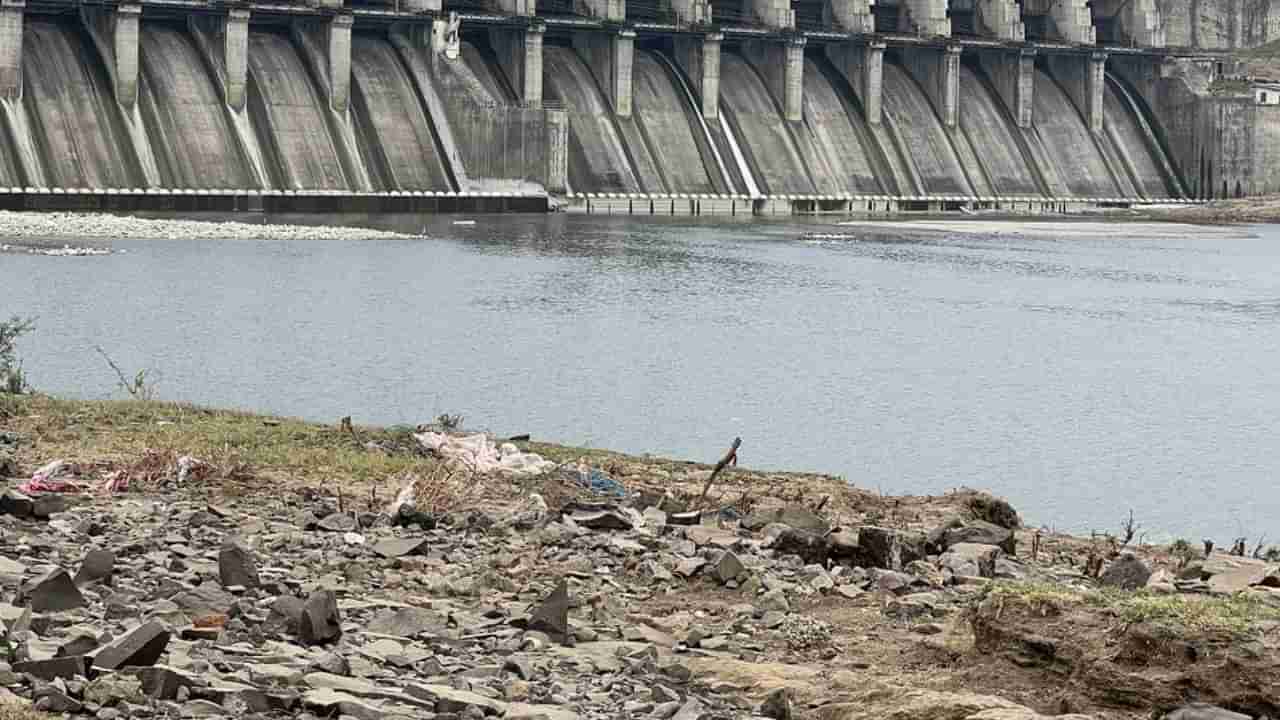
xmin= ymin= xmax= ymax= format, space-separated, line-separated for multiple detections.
xmin=0 ymin=395 xmax=1276 ymax=720
xmin=0 ymin=212 xmax=413 ymax=243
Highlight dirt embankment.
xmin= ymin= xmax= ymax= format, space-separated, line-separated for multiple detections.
xmin=0 ymin=395 xmax=1277 ymax=720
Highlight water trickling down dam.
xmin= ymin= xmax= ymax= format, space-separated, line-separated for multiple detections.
xmin=0 ymin=0 xmax=1264 ymax=215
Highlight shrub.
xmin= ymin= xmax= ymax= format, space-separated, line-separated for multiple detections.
xmin=0 ymin=316 xmax=34 ymax=394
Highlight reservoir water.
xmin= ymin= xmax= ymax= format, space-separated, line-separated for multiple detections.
xmin=3 ymin=215 xmax=1278 ymax=543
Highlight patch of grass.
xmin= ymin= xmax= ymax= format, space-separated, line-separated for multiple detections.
xmin=985 ymin=581 xmax=1280 ymax=639
xmin=1109 ymin=592 xmax=1280 ymax=638
xmin=4 ymin=394 xmax=434 ymax=492
xmin=984 ymin=581 xmax=1088 ymax=615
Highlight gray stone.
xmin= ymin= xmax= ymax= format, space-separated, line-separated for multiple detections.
xmin=373 ymin=537 xmax=429 ymax=559
xmin=74 ymin=549 xmax=115 ymax=586
xmin=13 ymin=655 xmax=88 ymax=681
xmin=1162 ymin=704 xmax=1252 ymax=720
xmin=966 ymin=493 xmax=1021 ymax=529
xmin=1099 ymin=552 xmax=1152 ymax=590
xmin=218 ymin=542 xmax=260 ymax=589
xmin=938 ymin=520 xmax=1016 ymax=555
xmin=0 ymin=490 xmax=33 ymax=517
xmin=0 ymin=556 xmax=26 ymax=586
xmin=757 ymin=588 xmax=789 ymax=612
xmin=713 ymin=551 xmax=745 ymax=584
xmin=856 ymin=527 xmax=927 ymax=570
xmin=567 ymin=509 xmax=633 ymax=531
xmin=93 ymin=621 xmax=170 ymax=670
xmin=267 ymin=594 xmax=305 ymax=634
xmin=743 ymin=506 xmax=830 ymax=534
xmin=172 ymin=584 xmax=234 ymax=615
xmin=299 ymin=590 xmax=342 ymax=646
xmin=527 ymin=579 xmax=570 ymax=645
xmin=23 ymin=568 xmax=85 ymax=612
xmin=672 ymin=697 xmax=708 ymax=720
xmin=84 ymin=675 xmax=144 ymax=706
xmin=32 ymin=494 xmax=66 ymax=518
xmin=940 ymin=543 xmax=1003 ymax=579
xmin=760 ymin=687 xmax=793 ymax=720
xmin=35 ymin=690 xmax=82 ymax=713
xmin=365 ymin=606 xmax=446 ymax=638
xmin=135 ymin=666 xmax=201 ymax=699
xmin=316 ymin=512 xmax=357 ymax=533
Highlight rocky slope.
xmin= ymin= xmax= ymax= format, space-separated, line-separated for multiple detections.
xmin=0 ymin=397 xmax=1277 ymax=720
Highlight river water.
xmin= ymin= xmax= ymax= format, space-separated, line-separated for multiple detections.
xmin=3 ymin=214 xmax=1279 ymax=543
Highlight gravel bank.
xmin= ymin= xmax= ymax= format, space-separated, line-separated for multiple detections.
xmin=0 ymin=211 xmax=417 ymax=241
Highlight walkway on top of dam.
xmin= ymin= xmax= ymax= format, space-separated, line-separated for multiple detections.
xmin=27 ymin=0 xmax=1225 ymax=59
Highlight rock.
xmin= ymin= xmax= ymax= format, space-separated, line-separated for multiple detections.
xmin=93 ymin=621 xmax=171 ymax=670
xmin=757 ymin=588 xmax=789 ymax=612
xmin=74 ymin=549 xmax=115 ymax=586
xmin=855 ymin=526 xmax=926 ymax=570
xmin=172 ymin=584 xmax=234 ymax=615
xmin=743 ymin=506 xmax=830 ymax=534
xmin=1162 ymin=704 xmax=1252 ymax=720
xmin=372 ymin=537 xmax=429 ymax=559
xmin=218 ymin=541 xmax=260 ymax=589
xmin=1146 ymin=569 xmax=1176 ymax=594
xmin=0 ymin=490 xmax=34 ymax=517
xmin=936 ymin=520 xmax=1016 ymax=555
xmin=12 ymin=656 xmax=88 ymax=681
xmin=966 ymin=493 xmax=1021 ymax=529
xmin=135 ymin=666 xmax=201 ymax=699
xmin=266 ymin=594 xmax=305 ymax=634
xmin=31 ymin=494 xmax=66 ymax=519
xmin=22 ymin=568 xmax=85 ymax=612
xmin=310 ymin=652 xmax=351 ymax=676
xmin=1099 ymin=552 xmax=1152 ymax=590
xmin=672 ymin=697 xmax=709 ymax=720
xmin=713 ymin=551 xmax=746 ymax=584
xmin=34 ymin=689 xmax=81 ymax=713
xmin=566 ymin=509 xmax=634 ymax=531
xmin=365 ymin=606 xmax=446 ymax=638
xmin=0 ymin=556 xmax=26 ymax=587
xmin=303 ymin=688 xmax=397 ymax=720
xmin=768 ymin=528 xmax=830 ymax=565
xmin=527 ymin=579 xmax=570 ymax=645
xmin=316 ymin=512 xmax=357 ymax=533
xmin=298 ymin=590 xmax=342 ymax=646
xmin=84 ymin=675 xmax=144 ymax=706
xmin=940 ymin=543 xmax=1003 ymax=579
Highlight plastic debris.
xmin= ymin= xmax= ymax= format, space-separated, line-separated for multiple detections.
xmin=572 ymin=461 xmax=625 ymax=497
xmin=19 ymin=460 xmax=79 ymax=494
xmin=414 ymin=431 xmax=555 ymax=478
xmin=175 ymin=456 xmax=207 ymax=487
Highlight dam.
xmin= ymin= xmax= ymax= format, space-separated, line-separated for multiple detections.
xmin=0 ymin=0 xmax=1265 ymax=215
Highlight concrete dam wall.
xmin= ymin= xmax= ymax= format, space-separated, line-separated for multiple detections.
xmin=0 ymin=0 xmax=1258 ymax=210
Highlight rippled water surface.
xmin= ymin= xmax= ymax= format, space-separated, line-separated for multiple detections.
xmin=4 ymin=215 xmax=1280 ymax=541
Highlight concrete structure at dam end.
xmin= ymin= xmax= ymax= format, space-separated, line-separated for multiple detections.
xmin=0 ymin=0 xmax=1272 ymax=214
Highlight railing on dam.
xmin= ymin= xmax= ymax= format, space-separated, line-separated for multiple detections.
xmin=565 ymin=193 xmax=1203 ymax=216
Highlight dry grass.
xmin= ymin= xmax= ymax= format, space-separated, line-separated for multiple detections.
xmin=984 ymin=581 xmax=1280 ymax=639
xmin=3 ymin=394 xmax=434 ymax=497
xmin=0 ymin=703 xmax=53 ymax=720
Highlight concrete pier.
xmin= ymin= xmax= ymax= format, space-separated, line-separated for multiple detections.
xmin=113 ymin=4 xmax=141 ymax=109
xmin=224 ymin=9 xmax=249 ymax=112
xmin=825 ymin=40 xmax=884 ymax=124
xmin=1049 ymin=0 xmax=1096 ymax=44
xmin=1050 ymin=51 xmax=1107 ymax=132
xmin=749 ymin=0 xmax=795 ymax=29
xmin=574 ymin=30 xmax=635 ymax=117
xmin=491 ymin=24 xmax=544 ymax=107
xmin=976 ymin=0 xmax=1024 ymax=40
xmin=0 ymin=0 xmax=22 ymax=100
xmin=674 ymin=33 xmax=721 ymax=121
xmin=491 ymin=0 xmax=536 ymax=15
xmin=327 ymin=14 xmax=353 ymax=113
xmin=580 ymin=0 xmax=625 ymax=21
xmin=902 ymin=44 xmax=960 ymax=127
xmin=545 ymin=107 xmax=568 ymax=193
xmin=900 ymin=0 xmax=950 ymax=37
xmin=980 ymin=48 xmax=1034 ymax=128
xmin=669 ymin=0 xmax=712 ymax=25
xmin=744 ymin=37 xmax=805 ymax=122
xmin=825 ymin=0 xmax=874 ymax=33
